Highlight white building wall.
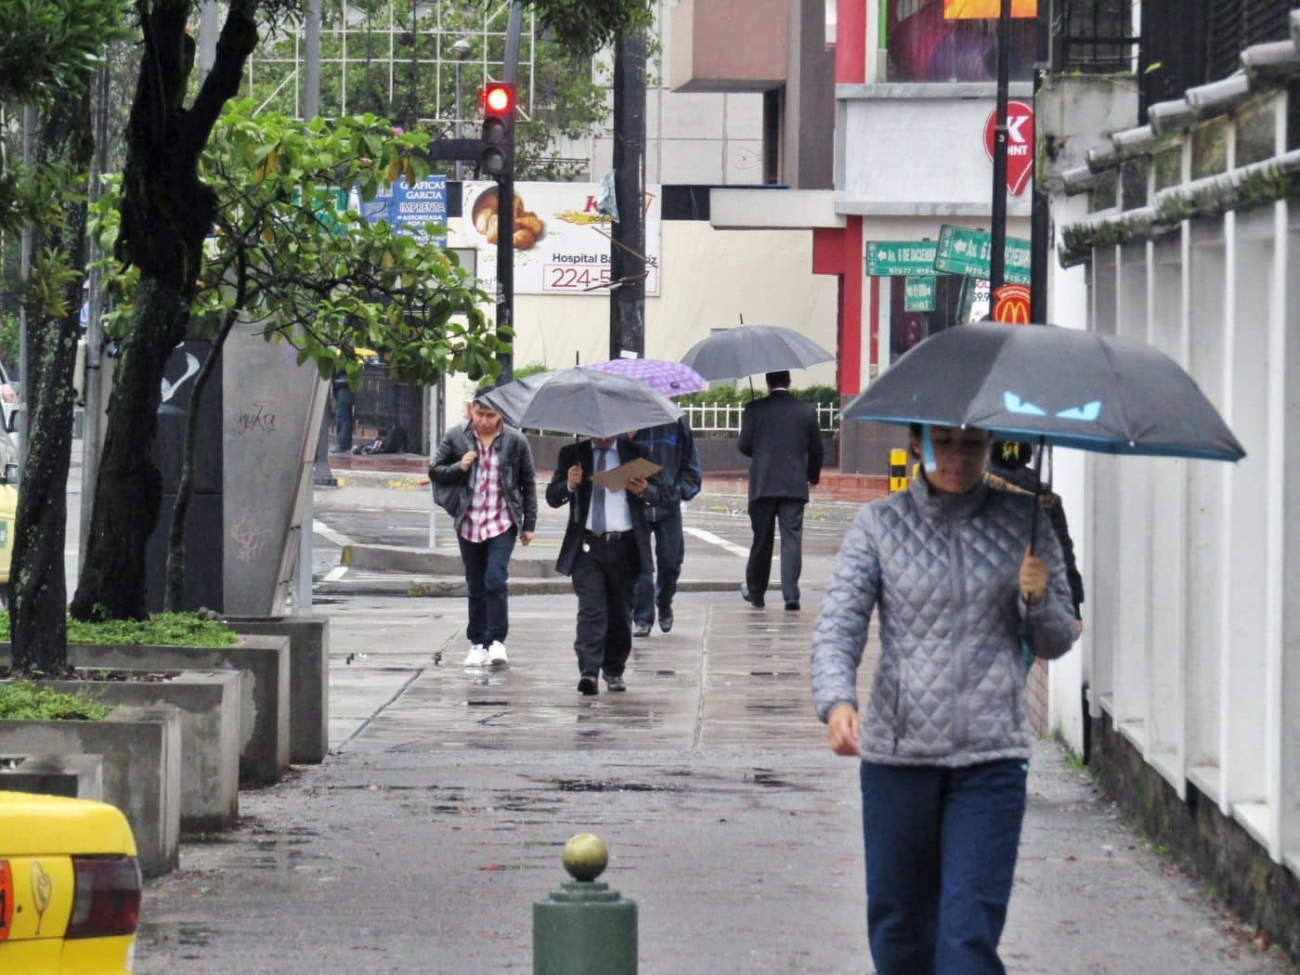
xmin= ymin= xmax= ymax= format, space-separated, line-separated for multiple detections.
xmin=565 ymin=0 xmax=768 ymax=186
xmin=443 ymin=220 xmax=837 ymax=408
xmin=1058 ymin=81 xmax=1300 ymax=873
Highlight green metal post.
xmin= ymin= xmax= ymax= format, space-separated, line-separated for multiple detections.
xmin=534 ymin=834 xmax=637 ymax=974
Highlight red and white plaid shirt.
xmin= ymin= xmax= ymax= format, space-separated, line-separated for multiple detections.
xmin=460 ymin=432 xmax=514 ymax=543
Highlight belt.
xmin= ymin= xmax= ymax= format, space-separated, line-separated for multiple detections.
xmin=583 ymin=529 xmax=634 ymax=542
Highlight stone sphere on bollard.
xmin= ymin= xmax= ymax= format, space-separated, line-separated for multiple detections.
xmin=562 ymin=833 xmax=608 ymax=882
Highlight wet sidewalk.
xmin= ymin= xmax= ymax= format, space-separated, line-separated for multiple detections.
xmin=129 ymin=463 xmax=1296 ymax=974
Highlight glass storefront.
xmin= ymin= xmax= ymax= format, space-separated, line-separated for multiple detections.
xmin=886 ymin=274 xmax=988 ymax=364
xmin=885 ymin=0 xmax=1037 ymax=84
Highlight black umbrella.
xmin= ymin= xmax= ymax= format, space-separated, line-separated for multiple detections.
xmin=680 ymin=324 xmax=834 ymax=381
xmin=843 ymin=322 xmax=1245 ymax=462
xmin=479 ymin=366 xmax=682 ymax=439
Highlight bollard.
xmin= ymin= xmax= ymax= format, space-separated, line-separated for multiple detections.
xmin=534 ymin=833 xmax=637 ymax=975
xmin=889 ymin=448 xmax=909 ymax=493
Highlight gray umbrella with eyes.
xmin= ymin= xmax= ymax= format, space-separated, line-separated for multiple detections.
xmin=842 ymin=322 xmax=1244 ymax=462
xmin=842 ymin=322 xmax=1244 ymax=557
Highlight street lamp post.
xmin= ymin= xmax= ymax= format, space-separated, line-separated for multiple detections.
xmin=451 ymin=37 xmax=472 ymax=181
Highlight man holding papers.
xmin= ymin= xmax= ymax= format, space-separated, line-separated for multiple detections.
xmin=546 ymin=435 xmax=663 ymax=695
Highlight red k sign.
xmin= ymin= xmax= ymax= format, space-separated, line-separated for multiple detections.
xmin=984 ymin=100 xmax=1035 ymax=197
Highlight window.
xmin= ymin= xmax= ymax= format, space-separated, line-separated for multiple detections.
xmin=885 ymin=0 xmax=1037 ymax=83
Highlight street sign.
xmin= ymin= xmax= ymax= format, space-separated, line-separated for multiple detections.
xmin=388 ymin=174 xmax=448 ymax=245
xmin=866 ymin=241 xmax=938 ymax=277
xmin=934 ymin=224 xmax=1031 ymax=285
xmin=983 ymin=100 xmax=1035 ymax=197
xmin=904 ymin=276 xmax=936 ymax=312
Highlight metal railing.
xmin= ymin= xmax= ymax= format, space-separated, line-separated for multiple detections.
xmin=679 ymin=402 xmax=840 ymax=436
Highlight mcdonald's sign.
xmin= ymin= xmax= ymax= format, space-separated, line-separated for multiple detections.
xmin=992 ymin=284 xmax=1032 ymax=324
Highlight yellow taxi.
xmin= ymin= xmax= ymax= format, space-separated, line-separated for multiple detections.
xmin=0 ymin=791 xmax=142 ymax=973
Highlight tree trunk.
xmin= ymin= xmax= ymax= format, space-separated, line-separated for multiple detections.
xmin=70 ymin=0 xmax=260 ymax=621
xmin=11 ymin=90 xmax=95 ymax=673
xmin=164 ymin=308 xmax=237 ymax=611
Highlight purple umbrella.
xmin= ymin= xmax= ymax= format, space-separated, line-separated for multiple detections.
xmin=586 ymin=358 xmax=707 ymax=398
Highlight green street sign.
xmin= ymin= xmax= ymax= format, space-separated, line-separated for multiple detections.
xmin=866 ymin=241 xmax=939 ymax=277
xmin=933 ymin=224 xmax=1031 ymax=285
xmin=904 ymin=276 xmax=936 ymax=312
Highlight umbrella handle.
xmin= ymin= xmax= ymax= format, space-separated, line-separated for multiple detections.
xmin=1028 ymin=435 xmax=1045 ymax=556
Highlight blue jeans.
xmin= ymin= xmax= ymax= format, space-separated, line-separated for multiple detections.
xmin=457 ymin=527 xmax=517 ymax=647
xmin=860 ymin=759 xmax=1028 ymax=975
xmin=633 ymin=508 xmax=684 ymax=626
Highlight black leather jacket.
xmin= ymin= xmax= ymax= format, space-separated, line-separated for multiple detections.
xmin=430 ymin=422 xmax=538 ymax=534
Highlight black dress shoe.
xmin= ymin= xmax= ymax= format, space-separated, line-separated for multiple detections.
xmin=658 ymin=612 xmax=673 ymax=633
xmin=632 ymin=622 xmax=652 ymax=638
xmin=604 ymin=674 xmax=626 ymax=692
xmin=577 ymin=676 xmax=599 ymax=696
xmin=785 ymin=600 xmax=800 ymax=612
xmin=741 ymin=584 xmax=765 ymax=608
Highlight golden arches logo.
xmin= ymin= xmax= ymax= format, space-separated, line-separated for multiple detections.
xmin=993 ymin=285 xmax=1032 ymax=324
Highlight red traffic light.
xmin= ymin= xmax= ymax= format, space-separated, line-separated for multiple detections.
xmin=482 ymin=82 xmax=515 ymax=116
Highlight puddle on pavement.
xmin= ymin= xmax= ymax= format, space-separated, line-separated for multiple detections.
xmin=138 ymin=922 xmax=215 ymax=948
xmin=550 ymin=778 xmax=676 ymax=793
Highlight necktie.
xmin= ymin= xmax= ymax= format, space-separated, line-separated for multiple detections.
xmin=591 ymin=448 xmax=608 ymax=534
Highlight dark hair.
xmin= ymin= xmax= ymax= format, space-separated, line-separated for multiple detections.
xmin=765 ymin=370 xmax=791 ymax=389
xmin=471 ymin=383 xmax=496 ymax=404
xmin=989 ymin=439 xmax=1033 ymax=470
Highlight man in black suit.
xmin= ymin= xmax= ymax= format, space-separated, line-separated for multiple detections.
xmin=738 ymin=371 xmax=824 ymax=611
xmin=546 ymin=435 xmax=661 ymax=695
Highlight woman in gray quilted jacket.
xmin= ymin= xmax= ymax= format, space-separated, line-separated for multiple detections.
xmin=811 ymin=423 xmax=1077 ymax=975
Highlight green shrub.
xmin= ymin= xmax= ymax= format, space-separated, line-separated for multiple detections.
xmin=512 ymin=361 xmax=550 ymax=380
xmin=0 ymin=681 xmax=110 ymax=720
xmin=0 ymin=612 xmax=238 ymax=648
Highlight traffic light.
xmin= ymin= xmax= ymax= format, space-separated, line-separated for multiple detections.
xmin=478 ymin=81 xmax=516 ymax=178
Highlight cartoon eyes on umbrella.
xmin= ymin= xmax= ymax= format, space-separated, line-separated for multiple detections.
xmin=1056 ymin=401 xmax=1101 ymax=421
xmin=1004 ymin=392 xmax=1046 ymax=416
xmin=1004 ymin=391 xmax=1102 ymax=421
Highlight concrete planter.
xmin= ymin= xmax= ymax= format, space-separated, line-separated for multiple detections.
xmin=0 ymin=635 xmax=291 ymax=786
xmin=41 ymin=672 xmax=241 ymax=833
xmin=0 ymin=706 xmax=183 ymax=878
xmin=224 ymin=615 xmax=329 ymax=764
xmin=0 ymin=754 xmax=103 ymax=799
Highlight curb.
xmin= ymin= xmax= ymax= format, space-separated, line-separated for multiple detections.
xmin=313 ymin=577 xmax=745 ymax=599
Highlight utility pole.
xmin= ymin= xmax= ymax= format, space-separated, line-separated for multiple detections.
xmin=1029 ymin=0 xmax=1049 ymax=324
xmin=494 ymin=0 xmax=525 ymax=384
xmin=989 ymin=0 xmax=1013 ymax=295
xmin=609 ymin=30 xmax=647 ymax=360
xmin=79 ymin=66 xmax=111 ymax=555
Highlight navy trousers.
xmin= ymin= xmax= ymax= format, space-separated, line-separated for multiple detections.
xmin=745 ymin=497 xmax=805 ymax=604
xmin=457 ymin=526 xmax=517 ymax=647
xmin=633 ymin=507 xmax=684 ymax=626
xmin=860 ymin=759 xmax=1028 ymax=975
xmin=333 ymin=385 xmax=355 ymax=451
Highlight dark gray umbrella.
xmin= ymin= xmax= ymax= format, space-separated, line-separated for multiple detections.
xmin=680 ymin=325 xmax=834 ymax=381
xmin=842 ymin=323 xmax=1244 ymax=462
xmin=479 ymin=366 xmax=682 ymax=439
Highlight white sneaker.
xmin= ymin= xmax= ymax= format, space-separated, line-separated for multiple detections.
xmin=462 ymin=645 xmax=489 ymax=667
xmin=486 ymin=641 xmax=509 ymax=667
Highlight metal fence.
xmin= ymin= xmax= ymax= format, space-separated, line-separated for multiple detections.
xmin=680 ymin=402 xmax=840 ymax=436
